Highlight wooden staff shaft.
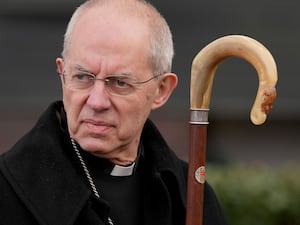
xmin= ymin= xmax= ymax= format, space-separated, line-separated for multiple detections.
xmin=186 ymin=124 xmax=207 ymax=225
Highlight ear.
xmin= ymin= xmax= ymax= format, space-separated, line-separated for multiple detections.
xmin=56 ymin=58 xmax=65 ymax=85
xmin=56 ymin=58 xmax=64 ymax=75
xmin=151 ymin=73 xmax=178 ymax=110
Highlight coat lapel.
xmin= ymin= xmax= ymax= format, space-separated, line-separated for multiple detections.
xmin=142 ymin=120 xmax=187 ymax=225
xmin=1 ymin=102 xmax=91 ymax=225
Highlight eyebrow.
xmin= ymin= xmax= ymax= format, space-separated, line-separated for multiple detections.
xmin=74 ymin=64 xmax=96 ymax=76
xmin=73 ymin=64 xmax=134 ymax=78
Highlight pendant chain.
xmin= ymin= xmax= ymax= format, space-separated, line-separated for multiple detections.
xmin=70 ymin=138 xmax=114 ymax=225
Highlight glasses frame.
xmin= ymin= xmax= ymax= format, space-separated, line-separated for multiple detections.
xmin=60 ymin=72 xmax=163 ymax=96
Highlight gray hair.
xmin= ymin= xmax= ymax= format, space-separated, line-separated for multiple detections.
xmin=61 ymin=0 xmax=174 ymax=74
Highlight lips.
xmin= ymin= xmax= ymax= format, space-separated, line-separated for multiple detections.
xmin=83 ymin=119 xmax=115 ymax=133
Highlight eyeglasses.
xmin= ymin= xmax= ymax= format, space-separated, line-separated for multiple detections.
xmin=61 ymin=72 xmax=162 ymax=96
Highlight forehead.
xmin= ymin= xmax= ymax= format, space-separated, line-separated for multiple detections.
xmin=66 ymin=6 xmax=151 ymax=72
xmin=70 ymin=5 xmax=150 ymax=53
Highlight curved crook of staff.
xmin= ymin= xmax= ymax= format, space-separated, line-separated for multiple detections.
xmin=186 ymin=35 xmax=278 ymax=225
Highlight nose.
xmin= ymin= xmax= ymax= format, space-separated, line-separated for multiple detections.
xmin=86 ymin=81 xmax=112 ymax=110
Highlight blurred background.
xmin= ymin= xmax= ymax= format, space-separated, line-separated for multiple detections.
xmin=1 ymin=0 xmax=299 ymax=163
xmin=1 ymin=0 xmax=300 ymax=224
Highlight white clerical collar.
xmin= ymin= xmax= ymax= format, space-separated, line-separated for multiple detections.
xmin=110 ymin=162 xmax=136 ymax=176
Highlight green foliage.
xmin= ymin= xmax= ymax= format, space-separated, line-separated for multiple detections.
xmin=206 ymin=163 xmax=300 ymax=225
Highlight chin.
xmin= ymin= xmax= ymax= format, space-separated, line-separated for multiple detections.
xmin=76 ymin=137 xmax=111 ymax=154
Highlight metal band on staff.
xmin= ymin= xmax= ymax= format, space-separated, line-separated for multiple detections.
xmin=186 ymin=35 xmax=278 ymax=225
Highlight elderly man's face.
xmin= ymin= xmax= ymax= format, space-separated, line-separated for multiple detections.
xmin=56 ymin=9 xmax=165 ymax=165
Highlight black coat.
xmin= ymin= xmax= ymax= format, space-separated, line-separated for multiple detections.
xmin=0 ymin=101 xmax=227 ymax=225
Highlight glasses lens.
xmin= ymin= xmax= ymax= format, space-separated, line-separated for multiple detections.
xmin=64 ymin=74 xmax=94 ymax=90
xmin=105 ymin=76 xmax=136 ymax=95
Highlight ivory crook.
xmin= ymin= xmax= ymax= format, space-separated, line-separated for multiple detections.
xmin=190 ymin=35 xmax=278 ymax=125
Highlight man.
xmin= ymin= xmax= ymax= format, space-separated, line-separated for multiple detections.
xmin=0 ymin=0 xmax=227 ymax=224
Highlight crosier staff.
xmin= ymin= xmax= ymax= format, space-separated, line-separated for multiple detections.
xmin=186 ymin=35 xmax=278 ymax=225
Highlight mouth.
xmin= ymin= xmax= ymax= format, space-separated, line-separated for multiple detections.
xmin=83 ymin=119 xmax=115 ymax=134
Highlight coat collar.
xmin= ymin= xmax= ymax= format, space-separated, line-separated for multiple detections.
xmin=1 ymin=102 xmax=90 ymax=225
xmin=1 ymin=101 xmax=187 ymax=225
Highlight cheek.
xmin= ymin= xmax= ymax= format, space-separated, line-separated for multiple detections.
xmin=123 ymin=93 xmax=154 ymax=125
xmin=62 ymin=89 xmax=87 ymax=132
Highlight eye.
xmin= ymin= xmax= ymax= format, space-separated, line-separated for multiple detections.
xmin=116 ymin=78 xmax=129 ymax=87
xmin=72 ymin=74 xmax=94 ymax=82
xmin=107 ymin=76 xmax=132 ymax=88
